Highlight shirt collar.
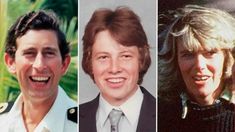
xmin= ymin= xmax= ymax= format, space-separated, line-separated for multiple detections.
xmin=119 ymin=87 xmax=143 ymax=125
xmin=35 ymin=86 xmax=75 ymax=132
xmin=98 ymin=85 xmax=143 ymax=126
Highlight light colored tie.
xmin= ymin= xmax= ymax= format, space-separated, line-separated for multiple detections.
xmin=109 ymin=109 xmax=123 ymax=132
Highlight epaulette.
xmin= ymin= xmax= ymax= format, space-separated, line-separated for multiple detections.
xmin=0 ymin=102 xmax=14 ymax=115
xmin=67 ymin=107 xmax=77 ymax=123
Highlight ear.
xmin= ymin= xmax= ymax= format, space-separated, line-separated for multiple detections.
xmin=61 ymin=54 xmax=71 ymax=75
xmin=4 ymin=53 xmax=16 ymax=74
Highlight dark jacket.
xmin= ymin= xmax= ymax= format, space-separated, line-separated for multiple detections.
xmin=79 ymin=86 xmax=156 ymax=132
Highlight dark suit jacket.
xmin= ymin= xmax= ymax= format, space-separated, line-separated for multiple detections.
xmin=79 ymin=86 xmax=156 ymax=132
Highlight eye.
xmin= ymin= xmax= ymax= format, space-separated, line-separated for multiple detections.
xmin=180 ymin=52 xmax=194 ymax=59
xmin=97 ymin=55 xmax=109 ymax=61
xmin=23 ymin=51 xmax=36 ymax=57
xmin=45 ymin=51 xmax=56 ymax=57
xmin=121 ymin=54 xmax=133 ymax=60
xmin=204 ymin=51 xmax=217 ymax=57
xmin=42 ymin=49 xmax=57 ymax=58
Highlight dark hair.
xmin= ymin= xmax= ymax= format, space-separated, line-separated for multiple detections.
xmin=5 ymin=10 xmax=69 ymax=61
xmin=82 ymin=7 xmax=151 ymax=84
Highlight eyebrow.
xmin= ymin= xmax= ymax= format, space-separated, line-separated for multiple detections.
xmin=22 ymin=47 xmax=36 ymax=52
xmin=179 ymin=50 xmax=193 ymax=54
xmin=120 ymin=50 xmax=135 ymax=54
xmin=21 ymin=46 xmax=58 ymax=52
xmin=93 ymin=51 xmax=109 ymax=56
xmin=43 ymin=47 xmax=58 ymax=52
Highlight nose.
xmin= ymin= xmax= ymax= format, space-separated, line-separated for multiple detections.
xmin=32 ymin=53 xmax=47 ymax=72
xmin=195 ymin=54 xmax=207 ymax=71
xmin=108 ymin=58 xmax=121 ymax=74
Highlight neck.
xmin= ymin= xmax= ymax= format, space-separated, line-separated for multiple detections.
xmin=191 ymin=87 xmax=223 ymax=106
xmin=193 ymin=96 xmax=216 ymax=105
xmin=103 ymin=86 xmax=139 ymax=106
xmin=22 ymin=94 xmax=57 ymax=132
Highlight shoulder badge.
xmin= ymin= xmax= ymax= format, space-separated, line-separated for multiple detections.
xmin=67 ymin=107 xmax=77 ymax=123
xmin=0 ymin=102 xmax=14 ymax=115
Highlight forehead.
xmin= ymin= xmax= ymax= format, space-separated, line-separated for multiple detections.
xmin=16 ymin=29 xmax=59 ymax=50
xmin=92 ymin=30 xmax=138 ymax=53
xmin=176 ymin=37 xmax=220 ymax=53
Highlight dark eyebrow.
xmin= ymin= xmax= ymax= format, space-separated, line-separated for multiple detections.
xmin=22 ymin=47 xmax=36 ymax=52
xmin=43 ymin=47 xmax=58 ymax=52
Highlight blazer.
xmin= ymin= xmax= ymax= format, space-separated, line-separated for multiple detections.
xmin=79 ymin=86 xmax=156 ymax=132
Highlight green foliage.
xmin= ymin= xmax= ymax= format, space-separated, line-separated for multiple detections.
xmin=59 ymin=16 xmax=78 ymax=100
xmin=0 ymin=0 xmax=10 ymax=102
xmin=0 ymin=0 xmax=78 ymax=102
xmin=60 ymin=56 xmax=78 ymax=100
xmin=37 ymin=0 xmax=78 ymax=23
xmin=0 ymin=0 xmax=21 ymax=102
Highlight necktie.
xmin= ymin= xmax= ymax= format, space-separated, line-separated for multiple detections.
xmin=109 ymin=109 xmax=123 ymax=132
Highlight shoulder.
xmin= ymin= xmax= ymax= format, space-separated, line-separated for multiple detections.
xmin=0 ymin=102 xmax=14 ymax=126
xmin=67 ymin=107 xmax=77 ymax=123
xmin=139 ymin=86 xmax=156 ymax=117
xmin=140 ymin=86 xmax=156 ymax=104
xmin=79 ymin=95 xmax=99 ymax=123
xmin=64 ymin=107 xmax=77 ymax=131
xmin=0 ymin=102 xmax=14 ymax=115
xmin=220 ymin=98 xmax=235 ymax=111
xmin=158 ymin=96 xmax=181 ymax=115
xmin=79 ymin=96 xmax=99 ymax=132
xmin=79 ymin=95 xmax=99 ymax=113
xmin=137 ymin=87 xmax=156 ymax=131
xmin=158 ymin=97 xmax=181 ymax=132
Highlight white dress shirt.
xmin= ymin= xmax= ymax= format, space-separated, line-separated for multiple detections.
xmin=0 ymin=87 xmax=77 ymax=132
xmin=96 ymin=86 xmax=144 ymax=132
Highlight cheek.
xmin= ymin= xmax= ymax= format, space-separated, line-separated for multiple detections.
xmin=49 ymin=57 xmax=64 ymax=70
xmin=209 ymin=59 xmax=224 ymax=77
xmin=178 ymin=60 xmax=193 ymax=74
xmin=51 ymin=63 xmax=62 ymax=73
xmin=92 ymin=62 xmax=106 ymax=78
xmin=15 ymin=59 xmax=30 ymax=71
xmin=128 ymin=64 xmax=139 ymax=74
xmin=122 ymin=61 xmax=140 ymax=78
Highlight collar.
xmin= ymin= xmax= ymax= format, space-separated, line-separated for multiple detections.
xmin=180 ymin=91 xmax=229 ymax=119
xmin=34 ymin=87 xmax=76 ymax=132
xmin=98 ymin=86 xmax=143 ymax=127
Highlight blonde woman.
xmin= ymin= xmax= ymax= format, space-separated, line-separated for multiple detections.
xmin=158 ymin=5 xmax=235 ymax=132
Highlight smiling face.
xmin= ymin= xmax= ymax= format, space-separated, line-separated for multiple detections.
xmin=91 ymin=30 xmax=140 ymax=106
xmin=177 ymin=43 xmax=225 ymax=105
xmin=5 ymin=30 xmax=70 ymax=102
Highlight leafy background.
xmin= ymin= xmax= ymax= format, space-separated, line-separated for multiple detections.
xmin=0 ymin=0 xmax=78 ymax=102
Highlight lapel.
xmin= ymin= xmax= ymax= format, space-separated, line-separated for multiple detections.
xmin=136 ymin=86 xmax=156 ymax=132
xmin=79 ymin=94 xmax=100 ymax=132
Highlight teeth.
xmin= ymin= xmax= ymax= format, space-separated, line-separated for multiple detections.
xmin=194 ymin=76 xmax=208 ymax=81
xmin=107 ymin=78 xmax=124 ymax=83
xmin=31 ymin=77 xmax=49 ymax=82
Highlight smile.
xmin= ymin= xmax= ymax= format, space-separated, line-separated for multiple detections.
xmin=193 ymin=76 xmax=209 ymax=81
xmin=106 ymin=78 xmax=125 ymax=83
xmin=30 ymin=76 xmax=50 ymax=83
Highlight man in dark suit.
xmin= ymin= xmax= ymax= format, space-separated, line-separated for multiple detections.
xmin=80 ymin=7 xmax=156 ymax=132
